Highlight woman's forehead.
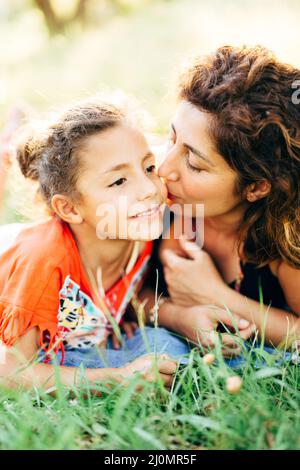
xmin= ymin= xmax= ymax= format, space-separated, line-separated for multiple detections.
xmin=172 ymin=101 xmax=236 ymax=173
xmin=172 ymin=102 xmax=213 ymax=144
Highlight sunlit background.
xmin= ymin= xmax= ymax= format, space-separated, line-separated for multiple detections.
xmin=1 ymin=0 xmax=300 ymax=223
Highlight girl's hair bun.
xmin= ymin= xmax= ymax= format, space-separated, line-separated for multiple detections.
xmin=16 ymin=127 xmax=48 ymax=181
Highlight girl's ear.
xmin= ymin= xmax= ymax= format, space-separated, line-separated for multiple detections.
xmin=51 ymin=194 xmax=83 ymax=224
xmin=245 ymin=180 xmax=271 ymax=202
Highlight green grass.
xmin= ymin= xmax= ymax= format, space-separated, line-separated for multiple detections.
xmin=1 ymin=340 xmax=299 ymax=450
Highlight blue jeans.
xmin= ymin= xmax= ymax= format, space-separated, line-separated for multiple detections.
xmin=39 ymin=326 xmax=299 ymax=369
xmin=40 ymin=326 xmax=192 ymax=368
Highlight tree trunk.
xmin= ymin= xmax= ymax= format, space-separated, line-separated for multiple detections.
xmin=34 ymin=0 xmax=89 ymax=35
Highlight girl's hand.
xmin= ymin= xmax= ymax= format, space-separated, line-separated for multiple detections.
xmin=172 ymin=304 xmax=256 ymax=356
xmin=161 ymin=239 xmax=229 ymax=307
xmin=120 ymin=353 xmax=178 ymax=389
xmin=111 ymin=320 xmax=138 ymax=349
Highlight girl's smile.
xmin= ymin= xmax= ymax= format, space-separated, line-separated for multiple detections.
xmin=128 ymin=202 xmax=164 ymax=220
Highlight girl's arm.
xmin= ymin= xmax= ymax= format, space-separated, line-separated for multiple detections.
xmin=0 ymin=326 xmax=177 ymax=393
xmin=0 ymin=327 xmax=123 ymax=392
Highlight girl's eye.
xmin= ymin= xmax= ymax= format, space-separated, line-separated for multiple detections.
xmin=146 ymin=164 xmax=156 ymax=173
xmin=108 ymin=177 xmax=127 ymax=188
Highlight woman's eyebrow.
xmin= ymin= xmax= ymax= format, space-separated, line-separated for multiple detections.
xmin=183 ymin=143 xmax=215 ymax=167
xmin=104 ymin=152 xmax=155 ymax=174
xmin=171 ymin=123 xmax=214 ymax=167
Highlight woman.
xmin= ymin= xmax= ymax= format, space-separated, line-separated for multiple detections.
xmin=145 ymin=45 xmax=300 ymax=353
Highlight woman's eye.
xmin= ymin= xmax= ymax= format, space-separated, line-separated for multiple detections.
xmin=185 ymin=154 xmax=202 ymax=173
xmin=146 ymin=164 xmax=156 ymax=173
xmin=108 ymin=177 xmax=127 ymax=187
xmin=167 ymin=135 xmax=175 ymax=147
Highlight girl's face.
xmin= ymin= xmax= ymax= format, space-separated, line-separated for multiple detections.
xmin=76 ymin=124 xmax=167 ymax=241
xmin=158 ymin=101 xmax=246 ymax=218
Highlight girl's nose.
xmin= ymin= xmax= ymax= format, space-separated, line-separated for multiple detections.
xmin=158 ymin=152 xmax=180 ymax=182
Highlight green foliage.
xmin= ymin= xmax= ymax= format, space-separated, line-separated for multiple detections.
xmin=0 ymin=345 xmax=299 ymax=450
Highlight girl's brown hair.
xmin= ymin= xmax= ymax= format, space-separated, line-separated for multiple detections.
xmin=178 ymin=45 xmax=300 ymax=268
xmin=16 ymin=98 xmax=128 ymax=211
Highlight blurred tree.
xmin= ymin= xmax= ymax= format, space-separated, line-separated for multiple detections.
xmin=33 ymin=0 xmax=88 ymax=34
xmin=31 ymin=0 xmax=158 ymax=34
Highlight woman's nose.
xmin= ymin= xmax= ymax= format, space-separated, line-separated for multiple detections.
xmin=158 ymin=151 xmax=180 ymax=182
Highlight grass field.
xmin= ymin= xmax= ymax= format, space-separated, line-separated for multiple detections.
xmin=0 ymin=335 xmax=300 ymax=450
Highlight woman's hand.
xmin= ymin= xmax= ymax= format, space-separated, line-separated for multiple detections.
xmin=172 ymin=303 xmax=256 ymax=356
xmin=111 ymin=320 xmax=138 ymax=349
xmin=161 ymin=238 xmax=229 ymax=307
xmin=120 ymin=353 xmax=178 ymax=389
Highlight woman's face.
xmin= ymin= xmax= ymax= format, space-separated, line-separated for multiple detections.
xmin=158 ymin=101 xmax=245 ymax=218
xmin=76 ymin=124 xmax=167 ymax=241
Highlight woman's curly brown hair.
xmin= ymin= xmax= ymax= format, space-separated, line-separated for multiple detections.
xmin=178 ymin=45 xmax=300 ymax=268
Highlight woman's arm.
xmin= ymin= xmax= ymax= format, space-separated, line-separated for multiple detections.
xmin=160 ymin=239 xmax=300 ymax=346
xmin=221 ymin=287 xmax=300 ymax=347
xmin=138 ymin=288 xmax=256 ymax=355
xmin=220 ymin=261 xmax=300 ymax=347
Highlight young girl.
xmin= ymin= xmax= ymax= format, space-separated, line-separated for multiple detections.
xmin=0 ymin=97 xmax=185 ymax=392
xmin=151 ymin=45 xmax=300 ymax=354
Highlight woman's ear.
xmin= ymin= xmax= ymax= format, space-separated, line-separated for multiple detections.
xmin=245 ymin=180 xmax=271 ymax=202
xmin=51 ymin=194 xmax=83 ymax=224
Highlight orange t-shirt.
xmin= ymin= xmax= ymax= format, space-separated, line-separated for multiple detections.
xmin=0 ymin=217 xmax=152 ymax=360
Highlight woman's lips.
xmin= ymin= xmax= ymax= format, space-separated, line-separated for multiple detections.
xmin=167 ymin=191 xmax=180 ymax=201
